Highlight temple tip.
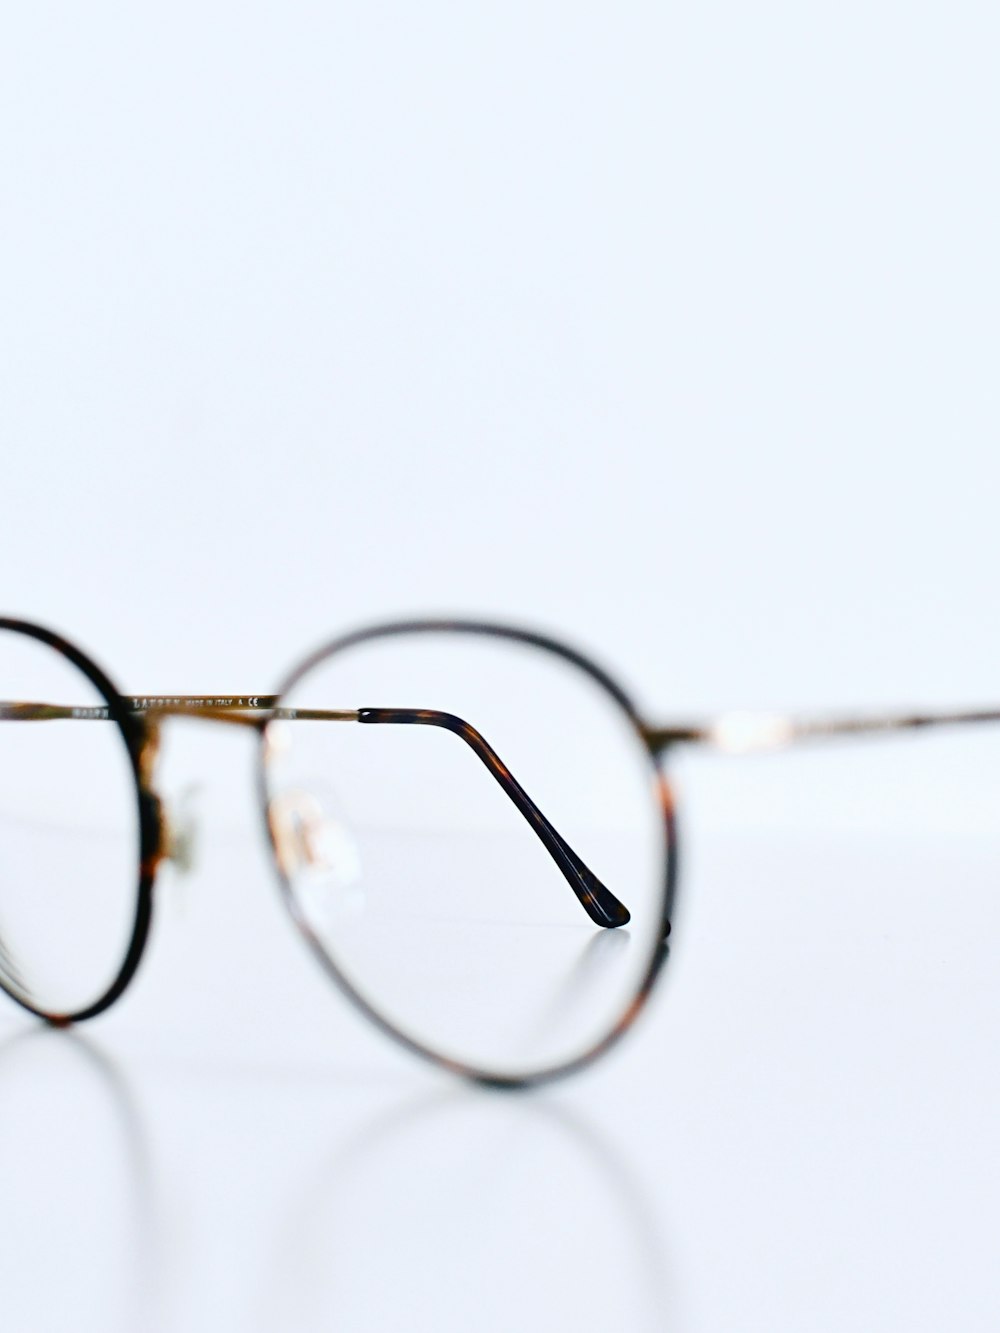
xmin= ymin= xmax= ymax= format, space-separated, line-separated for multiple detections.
xmin=579 ymin=868 xmax=631 ymax=928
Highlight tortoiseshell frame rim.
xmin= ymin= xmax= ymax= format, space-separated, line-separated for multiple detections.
xmin=0 ymin=618 xmax=160 ymax=1026
xmin=257 ymin=619 xmax=679 ymax=1091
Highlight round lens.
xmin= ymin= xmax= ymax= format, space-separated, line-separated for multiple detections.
xmin=261 ymin=623 xmax=673 ymax=1082
xmin=0 ymin=624 xmax=143 ymax=1018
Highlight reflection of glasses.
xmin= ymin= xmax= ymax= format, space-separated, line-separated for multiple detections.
xmin=1 ymin=616 xmax=992 ymax=1086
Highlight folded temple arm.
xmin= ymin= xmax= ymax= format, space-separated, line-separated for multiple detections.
xmin=0 ymin=695 xmax=630 ymax=929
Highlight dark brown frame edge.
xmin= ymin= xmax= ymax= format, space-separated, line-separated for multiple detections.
xmin=0 ymin=618 xmax=160 ymax=1025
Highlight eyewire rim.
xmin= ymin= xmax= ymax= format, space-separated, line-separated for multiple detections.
xmin=256 ymin=617 xmax=679 ymax=1089
xmin=0 ymin=617 xmax=156 ymax=1024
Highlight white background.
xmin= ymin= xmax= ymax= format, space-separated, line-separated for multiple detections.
xmin=1 ymin=3 xmax=999 ymax=1329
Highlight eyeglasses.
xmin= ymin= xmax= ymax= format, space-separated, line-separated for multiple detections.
xmin=1 ymin=616 xmax=993 ymax=1086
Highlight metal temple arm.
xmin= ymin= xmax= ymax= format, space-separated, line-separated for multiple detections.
xmin=0 ymin=695 xmax=630 ymax=928
xmin=645 ymin=706 xmax=1000 ymax=755
xmin=0 ymin=696 xmax=354 ymax=727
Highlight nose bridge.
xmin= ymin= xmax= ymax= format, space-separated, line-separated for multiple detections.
xmin=135 ymin=714 xmax=169 ymax=876
xmin=136 ymin=713 xmax=162 ymax=789
xmin=132 ymin=698 xmax=271 ymax=879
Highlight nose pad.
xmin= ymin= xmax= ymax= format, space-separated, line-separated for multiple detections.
xmin=269 ymin=789 xmax=317 ymax=879
xmin=161 ymin=784 xmax=203 ymax=876
xmin=268 ymin=788 xmax=363 ymax=925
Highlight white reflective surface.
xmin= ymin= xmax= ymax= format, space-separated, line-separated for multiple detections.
xmin=2 ymin=735 xmax=999 ymax=1332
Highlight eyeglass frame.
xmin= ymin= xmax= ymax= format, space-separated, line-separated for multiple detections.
xmin=1 ymin=613 xmax=995 ymax=1087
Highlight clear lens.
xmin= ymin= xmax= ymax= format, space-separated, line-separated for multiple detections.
xmin=263 ymin=626 xmax=669 ymax=1079
xmin=0 ymin=628 xmax=141 ymax=1016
